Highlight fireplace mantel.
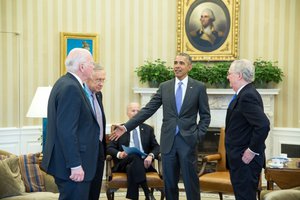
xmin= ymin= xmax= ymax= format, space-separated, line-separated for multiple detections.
xmin=133 ymin=87 xmax=280 ymax=159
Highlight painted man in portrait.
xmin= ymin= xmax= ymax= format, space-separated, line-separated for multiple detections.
xmin=190 ymin=8 xmax=223 ymax=49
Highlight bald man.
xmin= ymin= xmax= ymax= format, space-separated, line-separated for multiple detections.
xmin=107 ymin=102 xmax=160 ymax=200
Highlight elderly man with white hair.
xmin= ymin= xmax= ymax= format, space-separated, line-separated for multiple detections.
xmin=42 ymin=48 xmax=100 ymax=200
xmin=190 ymin=8 xmax=223 ymax=49
xmin=225 ymin=59 xmax=270 ymax=200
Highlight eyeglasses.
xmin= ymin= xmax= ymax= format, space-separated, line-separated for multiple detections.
xmin=94 ymin=79 xmax=106 ymax=83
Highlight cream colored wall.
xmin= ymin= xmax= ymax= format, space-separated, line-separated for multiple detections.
xmin=0 ymin=0 xmax=299 ymax=128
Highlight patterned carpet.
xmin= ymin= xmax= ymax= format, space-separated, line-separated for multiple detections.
xmin=99 ymin=186 xmax=235 ymax=200
xmin=99 ymin=191 xmax=235 ymax=200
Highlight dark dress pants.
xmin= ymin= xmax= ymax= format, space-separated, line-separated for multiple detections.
xmin=113 ymin=154 xmax=155 ymax=200
xmin=89 ymin=141 xmax=105 ymax=200
xmin=229 ymin=161 xmax=261 ymax=200
xmin=55 ymin=177 xmax=91 ymax=200
xmin=162 ymin=134 xmax=200 ymax=200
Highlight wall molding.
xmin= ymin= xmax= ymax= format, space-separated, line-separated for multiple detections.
xmin=1 ymin=126 xmax=298 ymax=157
xmin=272 ymin=127 xmax=300 ymax=157
xmin=0 ymin=125 xmax=112 ymax=155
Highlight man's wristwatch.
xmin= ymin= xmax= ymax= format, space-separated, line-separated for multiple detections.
xmin=148 ymin=153 xmax=154 ymax=159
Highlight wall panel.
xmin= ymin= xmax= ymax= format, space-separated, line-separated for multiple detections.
xmin=0 ymin=0 xmax=299 ymax=128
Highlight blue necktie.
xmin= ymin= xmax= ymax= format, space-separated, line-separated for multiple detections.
xmin=175 ymin=82 xmax=183 ymax=134
xmin=176 ymin=82 xmax=183 ymax=113
xmin=83 ymin=86 xmax=95 ymax=111
xmin=132 ymin=128 xmax=141 ymax=150
xmin=90 ymin=94 xmax=96 ymax=113
xmin=229 ymin=94 xmax=237 ymax=106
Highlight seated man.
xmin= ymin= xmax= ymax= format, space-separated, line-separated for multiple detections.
xmin=107 ymin=102 xmax=160 ymax=200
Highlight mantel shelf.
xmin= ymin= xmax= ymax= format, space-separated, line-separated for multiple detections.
xmin=133 ymin=87 xmax=280 ymax=95
xmin=133 ymin=87 xmax=280 ymax=160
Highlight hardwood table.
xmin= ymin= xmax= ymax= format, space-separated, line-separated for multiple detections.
xmin=265 ymin=158 xmax=300 ymax=190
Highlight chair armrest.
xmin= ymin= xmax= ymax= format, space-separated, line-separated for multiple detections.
xmin=106 ymin=155 xmax=113 ymax=180
xmin=157 ymin=153 xmax=163 ymax=178
xmin=203 ymin=153 xmax=221 ymax=162
xmin=198 ymin=153 xmax=221 ymax=176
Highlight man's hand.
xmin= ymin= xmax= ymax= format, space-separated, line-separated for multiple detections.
xmin=69 ymin=166 xmax=84 ymax=182
xmin=109 ymin=125 xmax=126 ymax=141
xmin=242 ymin=148 xmax=256 ymax=164
xmin=144 ymin=155 xmax=153 ymax=169
xmin=119 ymin=151 xmax=128 ymax=159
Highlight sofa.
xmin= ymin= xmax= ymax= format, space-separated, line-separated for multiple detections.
xmin=0 ymin=150 xmax=59 ymax=200
xmin=261 ymin=187 xmax=300 ymax=200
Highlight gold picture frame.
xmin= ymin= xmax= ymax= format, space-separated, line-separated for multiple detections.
xmin=60 ymin=32 xmax=99 ymax=75
xmin=177 ymin=0 xmax=240 ymax=61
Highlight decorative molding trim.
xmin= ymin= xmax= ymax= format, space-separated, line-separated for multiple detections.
xmin=0 ymin=125 xmax=112 ymax=155
xmin=272 ymin=127 xmax=300 ymax=157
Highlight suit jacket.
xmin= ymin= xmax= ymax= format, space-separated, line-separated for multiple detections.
xmin=225 ymin=83 xmax=270 ymax=170
xmin=41 ymin=73 xmax=100 ymax=181
xmin=107 ymin=123 xmax=160 ymax=166
xmin=95 ymin=91 xmax=106 ymax=156
xmin=124 ymin=77 xmax=211 ymax=154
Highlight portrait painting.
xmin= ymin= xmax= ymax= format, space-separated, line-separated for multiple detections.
xmin=177 ymin=0 xmax=240 ymax=61
xmin=60 ymin=32 xmax=98 ymax=75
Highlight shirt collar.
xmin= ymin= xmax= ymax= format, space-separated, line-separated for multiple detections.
xmin=69 ymin=72 xmax=84 ymax=88
xmin=175 ymin=76 xmax=188 ymax=86
xmin=236 ymin=83 xmax=248 ymax=95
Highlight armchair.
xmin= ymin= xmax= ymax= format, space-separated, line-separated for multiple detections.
xmin=198 ymin=128 xmax=261 ymax=200
xmin=105 ymin=134 xmax=165 ymax=200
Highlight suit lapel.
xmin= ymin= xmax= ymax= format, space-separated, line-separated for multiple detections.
xmin=177 ymin=77 xmax=194 ymax=115
xmin=124 ymin=132 xmax=130 ymax=146
xmin=168 ymin=80 xmax=177 ymax=114
xmin=138 ymin=125 xmax=145 ymax=147
xmin=67 ymin=73 xmax=98 ymax=122
xmin=95 ymin=92 xmax=106 ymax=125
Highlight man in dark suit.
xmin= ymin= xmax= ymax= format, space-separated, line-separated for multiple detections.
xmin=41 ymin=48 xmax=100 ymax=200
xmin=225 ymin=59 xmax=270 ymax=200
xmin=84 ymin=64 xmax=107 ymax=200
xmin=107 ymin=102 xmax=160 ymax=200
xmin=111 ymin=53 xmax=211 ymax=200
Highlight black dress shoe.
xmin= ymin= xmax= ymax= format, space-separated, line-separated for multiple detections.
xmin=145 ymin=193 xmax=156 ymax=200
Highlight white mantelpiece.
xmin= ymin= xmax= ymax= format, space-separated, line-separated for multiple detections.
xmin=133 ymin=88 xmax=280 ymax=159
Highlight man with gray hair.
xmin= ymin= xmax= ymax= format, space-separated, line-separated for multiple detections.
xmin=84 ymin=64 xmax=107 ymax=200
xmin=42 ymin=48 xmax=100 ymax=200
xmin=190 ymin=8 xmax=223 ymax=49
xmin=225 ymin=59 xmax=270 ymax=200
